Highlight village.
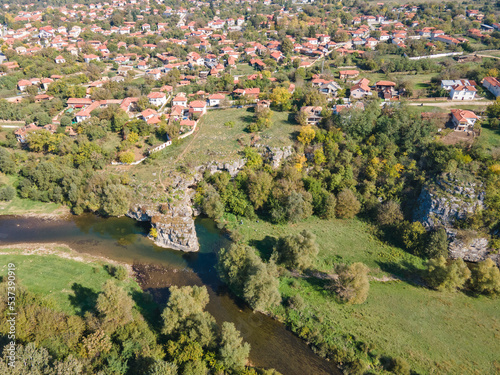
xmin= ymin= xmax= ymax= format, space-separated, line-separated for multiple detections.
xmin=0 ymin=0 xmax=499 ymax=163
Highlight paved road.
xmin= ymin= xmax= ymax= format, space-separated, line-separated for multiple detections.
xmin=408 ymin=100 xmax=493 ymax=108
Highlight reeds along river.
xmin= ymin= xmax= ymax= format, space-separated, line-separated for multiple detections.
xmin=0 ymin=214 xmax=339 ymax=375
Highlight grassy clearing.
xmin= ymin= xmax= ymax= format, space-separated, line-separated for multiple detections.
xmin=146 ymin=108 xmax=299 ymax=168
xmin=0 ymin=174 xmax=65 ymax=216
xmin=274 ymin=277 xmax=500 ymax=375
xmin=232 ymin=63 xmax=258 ymax=76
xmin=0 ymin=246 xmax=140 ymax=315
xmin=479 ymin=125 xmax=500 ymax=152
xmin=237 ymin=216 xmax=500 ymax=374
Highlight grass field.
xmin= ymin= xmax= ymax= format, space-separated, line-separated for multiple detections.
xmin=0 ymin=174 xmax=65 ymax=216
xmin=231 ymin=63 xmax=258 ymax=76
xmin=235 ymin=216 xmax=500 ymax=374
xmin=138 ymin=108 xmax=300 ymax=170
xmin=479 ymin=125 xmax=500 ymax=152
xmin=0 ymin=246 xmax=140 ymax=315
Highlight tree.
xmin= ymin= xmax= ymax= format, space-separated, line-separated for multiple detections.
xmin=333 ymin=262 xmax=370 ymax=304
xmin=201 ymin=185 xmax=224 ymax=221
xmin=147 ymin=361 xmax=178 ymax=375
xmin=469 ymin=258 xmax=500 ymax=295
xmin=269 ymin=87 xmax=291 ymax=111
xmin=425 ymin=256 xmax=471 ymax=292
xmin=247 ymin=170 xmax=273 ymax=209
xmin=60 ymin=115 xmax=72 ymax=127
xmin=243 ymin=261 xmax=281 ymax=312
xmin=219 ymin=322 xmax=251 ymax=372
xmin=244 ymin=147 xmax=263 ymax=169
xmin=276 ymin=230 xmax=319 ymax=270
xmin=101 ymin=184 xmax=130 ymax=216
xmin=335 ymin=189 xmax=361 ymax=219
xmin=0 ymin=185 xmax=15 ymax=201
xmin=284 ymin=191 xmax=313 ymax=223
xmin=377 ymin=200 xmax=403 ymax=226
xmin=297 ymin=125 xmax=315 ymax=145
xmin=96 ymin=280 xmax=135 ymax=333
xmin=402 ymin=221 xmax=427 ymax=256
xmin=119 ymin=151 xmax=135 ymax=164
xmin=425 ymin=228 xmax=449 ymax=259
xmin=161 ymin=285 xmax=216 ymax=347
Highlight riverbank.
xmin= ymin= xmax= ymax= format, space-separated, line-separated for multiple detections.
xmin=0 ymin=215 xmax=340 ymax=375
xmin=0 ymin=242 xmax=133 ymax=274
xmin=0 ymin=243 xmax=140 ymax=315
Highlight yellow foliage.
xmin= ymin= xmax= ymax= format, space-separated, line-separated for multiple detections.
xmin=297 ymin=125 xmax=315 ymax=145
xmin=489 ymin=164 xmax=500 ymax=175
xmin=295 ymin=154 xmax=307 ymax=172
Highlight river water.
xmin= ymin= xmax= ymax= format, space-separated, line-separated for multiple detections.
xmin=0 ymin=214 xmax=339 ymax=375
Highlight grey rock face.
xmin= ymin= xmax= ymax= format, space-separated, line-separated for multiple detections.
xmin=414 ymin=174 xmax=491 ymax=262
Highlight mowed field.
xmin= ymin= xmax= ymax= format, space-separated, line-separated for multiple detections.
xmin=0 ymin=246 xmax=141 ymax=315
xmin=234 ymin=216 xmax=500 ymax=374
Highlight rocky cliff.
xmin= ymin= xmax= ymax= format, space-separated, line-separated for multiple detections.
xmin=413 ymin=173 xmax=485 ymax=228
xmin=127 ymin=145 xmax=293 ymax=252
xmin=127 ymin=172 xmax=201 ymax=252
xmin=414 ymin=173 xmax=492 ymax=262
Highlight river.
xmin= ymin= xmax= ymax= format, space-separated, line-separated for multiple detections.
xmin=0 ymin=214 xmax=339 ymax=375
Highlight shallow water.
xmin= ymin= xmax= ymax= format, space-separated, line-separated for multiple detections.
xmin=0 ymin=214 xmax=339 ymax=374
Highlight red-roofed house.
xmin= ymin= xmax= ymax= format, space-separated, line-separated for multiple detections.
xmin=482 ymin=77 xmax=500 ymax=97
xmin=189 ymin=100 xmax=207 ymax=116
xmin=148 ymin=92 xmax=167 ymax=107
xmin=55 ymin=55 xmax=66 ymax=64
xmin=208 ymin=93 xmax=225 ymax=106
xmin=450 ymin=109 xmax=479 ymax=131
xmin=339 ymin=70 xmax=359 ymax=80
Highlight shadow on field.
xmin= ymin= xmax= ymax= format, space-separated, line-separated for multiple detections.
xmin=69 ymin=283 xmax=99 ymax=316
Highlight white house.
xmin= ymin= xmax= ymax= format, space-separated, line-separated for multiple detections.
xmin=481 ymin=76 xmax=500 ymax=97
xmin=208 ymin=93 xmax=225 ymax=106
xmin=441 ymin=79 xmax=475 ymax=91
xmin=83 ymin=54 xmax=100 ymax=63
xmin=449 ymin=84 xmax=476 ymax=100
xmin=147 ymin=92 xmax=167 ymax=107
xmin=172 ymin=94 xmax=187 ymax=107
xmin=55 ymin=55 xmax=65 ymax=64
xmin=450 ymin=109 xmax=479 ymax=131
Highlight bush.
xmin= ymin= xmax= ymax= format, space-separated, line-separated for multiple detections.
xmin=119 ymin=151 xmax=135 ymax=164
xmin=0 ymin=185 xmax=15 ymax=201
xmin=377 ymin=200 xmax=403 ymax=226
xmin=276 ymin=230 xmax=319 ymax=270
xmin=402 ymin=221 xmax=427 ymax=256
xmin=469 ymin=258 xmax=500 ymax=295
xmin=335 ymin=188 xmax=361 ymax=219
xmin=333 ymin=262 xmax=370 ymax=304
xmin=425 ymin=256 xmax=471 ymax=292
xmin=390 ymin=357 xmax=410 ymax=375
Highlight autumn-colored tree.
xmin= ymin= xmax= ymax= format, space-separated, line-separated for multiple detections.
xmin=270 ymin=87 xmax=292 ymax=111
xmin=297 ymin=125 xmax=315 ymax=145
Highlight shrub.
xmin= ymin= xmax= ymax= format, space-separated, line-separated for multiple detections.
xmin=469 ymin=258 xmax=500 ymax=295
xmin=335 ymin=188 xmax=361 ymax=219
xmin=424 ymin=228 xmax=449 ymax=259
xmin=390 ymin=357 xmax=410 ymax=375
xmin=377 ymin=200 xmax=403 ymax=226
xmin=0 ymin=185 xmax=15 ymax=201
xmin=276 ymin=230 xmax=319 ymax=270
xmin=333 ymin=262 xmax=370 ymax=304
xmin=119 ymin=151 xmax=135 ymax=164
xmin=425 ymin=256 xmax=471 ymax=292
